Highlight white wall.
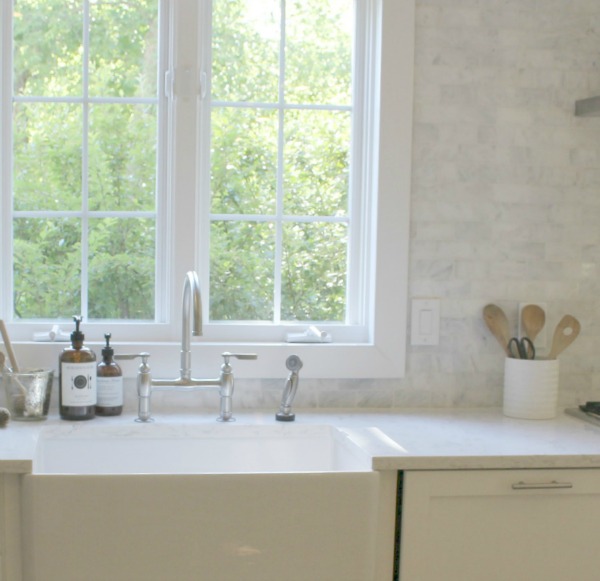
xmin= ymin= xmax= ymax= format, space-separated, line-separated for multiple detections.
xmin=406 ymin=0 xmax=600 ymax=408
xmin=247 ymin=0 xmax=600 ymax=411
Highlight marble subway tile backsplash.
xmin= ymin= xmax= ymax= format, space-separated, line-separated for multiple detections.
xmin=401 ymin=0 xmax=599 ymax=411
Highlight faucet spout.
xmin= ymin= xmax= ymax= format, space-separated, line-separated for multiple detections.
xmin=128 ymin=272 xmax=257 ymax=422
xmin=181 ymin=271 xmax=202 ymax=380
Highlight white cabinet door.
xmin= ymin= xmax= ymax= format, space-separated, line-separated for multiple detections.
xmin=0 ymin=474 xmax=23 ymax=581
xmin=400 ymin=468 xmax=600 ymax=581
xmin=21 ymin=471 xmax=396 ymax=581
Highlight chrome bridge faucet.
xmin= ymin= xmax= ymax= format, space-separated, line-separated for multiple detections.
xmin=116 ymin=271 xmax=257 ymax=422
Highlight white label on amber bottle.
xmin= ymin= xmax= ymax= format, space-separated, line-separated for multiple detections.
xmin=61 ymin=362 xmax=97 ymax=406
xmin=97 ymin=376 xmax=123 ymax=407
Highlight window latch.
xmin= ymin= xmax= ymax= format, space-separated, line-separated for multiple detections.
xmin=167 ymin=68 xmax=201 ymax=100
xmin=199 ymin=70 xmax=207 ymax=99
xmin=286 ymin=326 xmax=332 ymax=343
xmin=164 ymin=70 xmax=174 ymax=100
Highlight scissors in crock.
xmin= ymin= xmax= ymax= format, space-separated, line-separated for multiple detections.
xmin=507 ymin=337 xmax=535 ymax=360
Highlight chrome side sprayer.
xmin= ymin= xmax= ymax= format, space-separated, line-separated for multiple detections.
xmin=276 ymin=355 xmax=303 ymax=422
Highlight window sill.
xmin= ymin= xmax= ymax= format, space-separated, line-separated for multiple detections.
xmin=11 ymin=339 xmax=405 ymax=379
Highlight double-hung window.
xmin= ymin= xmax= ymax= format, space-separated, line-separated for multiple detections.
xmin=0 ymin=0 xmax=414 ymax=378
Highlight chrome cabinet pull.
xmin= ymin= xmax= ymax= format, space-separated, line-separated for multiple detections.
xmin=511 ymin=480 xmax=573 ymax=490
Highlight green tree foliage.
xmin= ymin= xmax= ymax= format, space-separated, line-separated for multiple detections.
xmin=11 ymin=0 xmax=352 ymax=323
xmin=210 ymin=0 xmax=352 ymax=322
xmin=12 ymin=0 xmax=158 ymax=320
xmin=13 ymin=218 xmax=81 ymax=319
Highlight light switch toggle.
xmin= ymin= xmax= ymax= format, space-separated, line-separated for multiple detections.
xmin=411 ymin=298 xmax=440 ymax=346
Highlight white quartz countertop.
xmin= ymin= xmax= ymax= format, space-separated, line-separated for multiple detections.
xmin=2 ymin=407 xmax=600 ymax=473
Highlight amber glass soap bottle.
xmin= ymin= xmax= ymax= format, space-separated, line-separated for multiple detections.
xmin=59 ymin=316 xmax=97 ymax=420
xmin=96 ymin=333 xmax=123 ymax=416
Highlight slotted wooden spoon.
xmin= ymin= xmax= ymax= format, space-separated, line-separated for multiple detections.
xmin=483 ymin=304 xmax=511 ymax=356
xmin=548 ymin=315 xmax=581 ymax=359
xmin=521 ymin=304 xmax=545 ymax=343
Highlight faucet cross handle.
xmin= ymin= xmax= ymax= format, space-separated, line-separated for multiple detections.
xmin=217 ymin=352 xmax=258 ymax=423
xmin=221 ymin=352 xmax=258 ymax=365
xmin=115 ymin=353 xmax=152 ymax=423
xmin=115 ymin=352 xmax=150 ymax=363
xmin=220 ymin=351 xmax=258 ymax=381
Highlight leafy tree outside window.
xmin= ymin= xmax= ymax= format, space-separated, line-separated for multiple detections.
xmin=10 ymin=0 xmax=159 ymax=320
xmin=207 ymin=0 xmax=353 ymax=323
xmin=6 ymin=0 xmax=354 ymax=326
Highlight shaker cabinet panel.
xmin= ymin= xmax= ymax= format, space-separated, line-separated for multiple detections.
xmin=0 ymin=474 xmax=23 ymax=581
xmin=400 ymin=469 xmax=600 ymax=581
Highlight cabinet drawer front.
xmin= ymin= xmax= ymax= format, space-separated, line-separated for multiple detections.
xmin=406 ymin=468 xmax=600 ymax=497
xmin=400 ymin=469 xmax=600 ymax=581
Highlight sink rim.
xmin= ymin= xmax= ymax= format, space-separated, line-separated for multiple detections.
xmin=32 ymin=422 xmax=373 ymax=475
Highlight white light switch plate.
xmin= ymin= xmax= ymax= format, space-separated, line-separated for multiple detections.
xmin=411 ymin=298 xmax=440 ymax=346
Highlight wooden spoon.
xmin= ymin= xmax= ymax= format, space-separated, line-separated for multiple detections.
xmin=0 ymin=351 xmax=27 ymax=410
xmin=0 ymin=320 xmax=19 ymax=372
xmin=521 ymin=304 xmax=545 ymax=343
xmin=483 ymin=304 xmax=511 ymax=356
xmin=548 ymin=315 xmax=581 ymax=359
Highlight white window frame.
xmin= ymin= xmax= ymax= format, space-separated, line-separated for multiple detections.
xmin=0 ymin=0 xmax=414 ymax=379
xmin=1 ymin=0 xmax=172 ymax=335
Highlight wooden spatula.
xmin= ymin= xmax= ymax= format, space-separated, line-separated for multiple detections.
xmin=548 ymin=315 xmax=580 ymax=359
xmin=521 ymin=304 xmax=545 ymax=343
xmin=483 ymin=304 xmax=511 ymax=356
xmin=0 ymin=320 xmax=19 ymax=372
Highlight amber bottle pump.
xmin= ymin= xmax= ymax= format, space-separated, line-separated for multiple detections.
xmin=96 ymin=333 xmax=123 ymax=416
xmin=59 ymin=316 xmax=97 ymax=420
